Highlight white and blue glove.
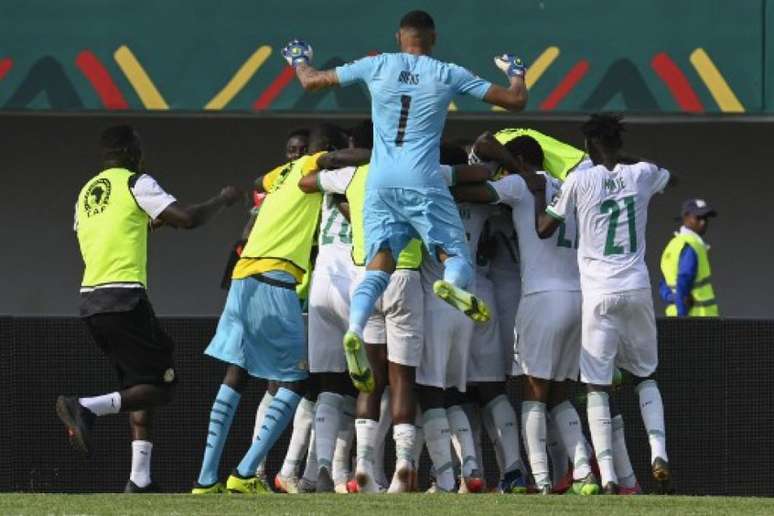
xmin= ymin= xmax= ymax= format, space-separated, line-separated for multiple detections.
xmin=282 ymin=39 xmax=314 ymax=67
xmin=494 ymin=54 xmax=526 ymax=78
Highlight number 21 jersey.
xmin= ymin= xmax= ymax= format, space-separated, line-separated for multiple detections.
xmin=547 ymin=162 xmax=670 ymax=294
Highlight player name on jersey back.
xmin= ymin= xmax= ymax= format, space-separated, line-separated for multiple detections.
xmin=547 ymin=161 xmax=670 ymax=294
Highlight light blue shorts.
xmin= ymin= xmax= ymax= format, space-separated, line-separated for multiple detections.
xmin=364 ymin=186 xmax=472 ymax=266
xmin=205 ymin=273 xmax=308 ymax=382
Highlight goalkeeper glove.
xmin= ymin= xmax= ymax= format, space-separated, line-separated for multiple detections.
xmin=282 ymin=39 xmax=314 ymax=67
xmin=494 ymin=54 xmax=526 ymax=78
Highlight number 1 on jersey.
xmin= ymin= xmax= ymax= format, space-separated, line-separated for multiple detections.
xmin=395 ymin=95 xmax=412 ymax=146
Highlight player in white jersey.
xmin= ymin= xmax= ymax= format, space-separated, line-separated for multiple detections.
xmin=453 ymin=134 xmax=592 ymax=494
xmin=535 ymin=114 xmax=674 ymax=494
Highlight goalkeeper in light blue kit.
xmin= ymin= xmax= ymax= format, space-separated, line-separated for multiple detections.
xmin=283 ymin=10 xmax=528 ymax=391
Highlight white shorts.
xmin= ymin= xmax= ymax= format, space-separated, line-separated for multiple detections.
xmin=308 ymin=272 xmax=352 ymax=373
xmin=417 ymin=293 xmax=473 ymax=392
xmin=489 ymin=267 xmax=521 ymax=376
xmin=515 ymin=291 xmax=581 ymax=381
xmin=580 ymin=288 xmax=658 ymax=385
xmin=361 ymin=269 xmax=423 ymax=367
xmin=467 ymin=275 xmax=507 ymax=383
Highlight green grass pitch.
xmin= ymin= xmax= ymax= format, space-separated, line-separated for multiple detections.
xmin=2 ymin=494 xmax=774 ymax=516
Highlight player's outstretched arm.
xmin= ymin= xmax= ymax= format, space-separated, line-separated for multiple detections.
xmin=157 ymin=186 xmax=242 ymax=229
xmin=451 ymin=183 xmax=498 ymax=204
xmin=527 ymin=176 xmax=562 ymax=238
xmin=471 ymin=131 xmax=522 ymax=172
xmin=483 ymin=54 xmax=528 ymax=112
xmin=282 ymin=39 xmax=339 ymax=91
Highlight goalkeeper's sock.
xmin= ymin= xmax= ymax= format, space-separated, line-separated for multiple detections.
xmin=587 ymin=391 xmax=617 ymax=486
xmin=79 ymin=392 xmax=121 ymax=416
xmin=130 ymin=440 xmax=152 ymax=488
xmin=522 ymin=401 xmax=550 ymax=488
xmin=636 ymin=379 xmax=668 ymax=463
xmin=315 ymin=392 xmax=342 ymax=472
xmin=236 ymin=388 xmax=300 ymax=477
xmin=551 ymin=400 xmax=591 ymax=480
xmin=197 ymin=384 xmax=240 ymax=486
xmin=423 ymin=408 xmax=455 ymax=492
xmin=253 ymin=391 xmax=274 ymax=477
xmin=349 ymin=271 xmax=390 ymax=336
xmin=279 ymin=397 xmax=315 ymax=478
xmin=612 ymin=415 xmax=638 ymax=489
xmin=443 ymin=255 xmax=473 ymax=290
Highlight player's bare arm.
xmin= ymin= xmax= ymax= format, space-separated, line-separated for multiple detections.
xmin=297 ymin=171 xmax=321 ymax=193
xmin=282 ymin=39 xmax=339 ymax=91
xmin=317 ymin=148 xmax=371 ymax=169
xmin=157 ymin=186 xmax=241 ymax=229
xmin=471 ymin=131 xmax=522 ymax=172
xmin=528 ymin=176 xmax=562 ymax=238
xmin=451 ymin=183 xmax=498 ymax=204
xmin=482 ymin=54 xmax=528 ymax=112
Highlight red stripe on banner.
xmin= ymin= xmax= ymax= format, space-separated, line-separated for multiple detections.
xmin=540 ymin=60 xmax=589 ymax=111
xmin=253 ymin=66 xmax=296 ymax=110
xmin=651 ymin=52 xmax=703 ymax=113
xmin=0 ymin=58 xmax=12 ymax=79
xmin=75 ymin=50 xmax=129 ymax=109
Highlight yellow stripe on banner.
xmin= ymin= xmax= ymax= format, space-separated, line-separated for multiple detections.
xmin=114 ymin=45 xmax=169 ymax=110
xmin=689 ymin=48 xmax=744 ymax=113
xmin=448 ymin=100 xmax=458 ymax=111
xmin=493 ymin=46 xmax=559 ymax=111
xmin=205 ymin=46 xmax=272 ymax=110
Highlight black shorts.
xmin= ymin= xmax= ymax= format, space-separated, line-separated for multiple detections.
xmin=84 ymin=298 xmax=177 ymax=389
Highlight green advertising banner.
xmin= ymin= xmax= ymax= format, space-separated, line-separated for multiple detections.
xmin=0 ymin=0 xmax=765 ymax=113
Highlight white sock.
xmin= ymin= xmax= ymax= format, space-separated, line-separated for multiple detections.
xmin=393 ymin=423 xmax=416 ymax=464
xmin=130 ymin=440 xmax=152 ymax=488
xmin=464 ymin=403 xmax=486 ymax=479
xmin=423 ymin=408 xmax=455 ymax=491
xmin=521 ymin=401 xmax=549 ymax=488
xmin=612 ymin=415 xmax=637 ymax=489
xmin=636 ymin=379 xmax=668 ymax=463
xmin=550 ymin=400 xmax=592 ymax=479
xmin=447 ymin=405 xmax=478 ymax=476
xmin=546 ymin=414 xmax=569 ymax=484
xmin=481 ymin=403 xmax=504 ymax=475
xmin=355 ymin=418 xmax=378 ymax=474
xmin=373 ymin=390 xmax=392 ymax=486
xmin=333 ymin=395 xmax=356 ymax=484
xmin=253 ymin=391 xmax=274 ymax=476
xmin=587 ymin=391 xmax=617 ymax=486
xmin=79 ymin=392 xmax=121 ymax=416
xmin=302 ymin=429 xmax=318 ymax=482
xmin=315 ymin=392 xmax=342 ymax=472
xmin=279 ymin=397 xmax=314 ymax=478
xmin=413 ymin=411 xmax=425 ymax=467
xmin=484 ymin=394 xmax=522 ymax=473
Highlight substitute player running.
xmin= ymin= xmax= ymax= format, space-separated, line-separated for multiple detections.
xmin=57 ymin=125 xmax=240 ymax=492
xmin=535 ymin=114 xmax=675 ymax=494
xmin=282 ymin=9 xmax=527 ymax=390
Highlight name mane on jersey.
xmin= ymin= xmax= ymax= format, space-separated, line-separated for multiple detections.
xmin=604 ymin=176 xmax=625 ymax=194
xmin=398 ymin=70 xmax=419 ymax=85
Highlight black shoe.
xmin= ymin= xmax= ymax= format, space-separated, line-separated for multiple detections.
xmin=602 ymin=482 xmax=619 ymax=495
xmin=56 ymin=395 xmax=96 ymax=455
xmin=652 ymin=457 xmax=675 ymax=494
xmin=125 ymin=480 xmax=163 ymax=493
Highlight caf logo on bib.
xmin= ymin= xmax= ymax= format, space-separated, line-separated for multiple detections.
xmin=163 ymin=368 xmax=176 ymax=383
xmin=83 ymin=178 xmax=112 ymax=217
